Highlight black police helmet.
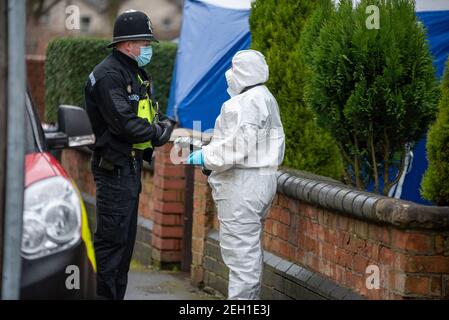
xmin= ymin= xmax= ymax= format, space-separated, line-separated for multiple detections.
xmin=108 ymin=10 xmax=159 ymax=48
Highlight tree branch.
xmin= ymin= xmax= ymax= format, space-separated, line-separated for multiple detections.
xmin=384 ymin=146 xmax=407 ymax=195
xmin=382 ymin=128 xmax=391 ymax=195
xmin=33 ymin=0 xmax=45 ymax=20
xmin=338 ymin=142 xmax=356 ymax=187
xmin=40 ymin=0 xmax=61 ymax=17
xmin=369 ymin=130 xmax=379 ymax=193
xmin=354 ymin=134 xmax=363 ymax=190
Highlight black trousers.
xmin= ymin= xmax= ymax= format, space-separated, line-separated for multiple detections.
xmin=91 ymin=155 xmax=142 ymax=300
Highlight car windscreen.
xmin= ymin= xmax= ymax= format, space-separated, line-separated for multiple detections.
xmin=25 ymin=93 xmax=45 ymax=154
xmin=25 ymin=107 xmax=37 ymax=154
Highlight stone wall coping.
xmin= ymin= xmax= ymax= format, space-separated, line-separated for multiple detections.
xmin=138 ymin=216 xmax=153 ymax=231
xmin=277 ymin=169 xmax=449 ymax=230
xmin=26 ymin=54 xmax=46 ymax=61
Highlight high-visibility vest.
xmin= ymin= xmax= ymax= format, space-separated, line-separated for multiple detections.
xmin=133 ymin=74 xmax=156 ymax=150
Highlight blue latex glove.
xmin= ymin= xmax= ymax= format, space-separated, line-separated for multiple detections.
xmin=187 ymin=150 xmax=204 ymax=166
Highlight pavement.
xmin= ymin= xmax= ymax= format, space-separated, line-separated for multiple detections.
xmin=125 ymin=263 xmax=220 ymax=300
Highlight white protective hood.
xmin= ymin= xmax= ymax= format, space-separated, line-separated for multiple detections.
xmin=226 ymin=50 xmax=269 ymax=95
xmin=203 ymin=50 xmax=285 ymax=173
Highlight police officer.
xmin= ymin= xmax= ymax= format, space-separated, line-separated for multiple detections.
xmin=84 ymin=10 xmax=175 ymax=300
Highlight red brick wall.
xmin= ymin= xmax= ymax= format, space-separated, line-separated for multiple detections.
xmin=60 ymin=148 xmax=159 ymax=261
xmin=191 ymin=167 xmax=217 ymax=285
xmin=60 ymin=139 xmax=449 ymax=299
xmin=198 ymin=190 xmax=449 ymax=299
xmin=61 ymin=144 xmax=189 ymax=268
xmin=139 ymin=168 xmax=155 ymax=221
xmin=62 ymin=149 xmax=155 ymax=221
xmin=61 ymin=149 xmax=96 ymax=197
xmin=265 ymin=194 xmax=449 ymax=299
xmin=26 ymin=55 xmax=46 ymax=121
xmin=151 ymin=144 xmax=187 ymax=265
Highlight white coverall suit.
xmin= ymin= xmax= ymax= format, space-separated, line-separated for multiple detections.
xmin=202 ymin=50 xmax=285 ymax=300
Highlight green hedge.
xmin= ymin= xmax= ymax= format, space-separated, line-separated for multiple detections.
xmin=249 ymin=0 xmax=344 ymax=180
xmin=421 ymin=58 xmax=449 ymax=205
xmin=45 ymin=38 xmax=177 ymax=122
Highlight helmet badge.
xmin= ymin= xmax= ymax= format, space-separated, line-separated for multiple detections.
xmin=148 ymin=19 xmax=153 ymax=33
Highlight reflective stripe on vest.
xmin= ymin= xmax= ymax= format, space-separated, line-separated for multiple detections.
xmin=133 ymin=74 xmax=156 ymax=150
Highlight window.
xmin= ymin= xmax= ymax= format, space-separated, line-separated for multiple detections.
xmin=80 ymin=16 xmax=91 ymax=33
xmin=39 ymin=13 xmax=50 ymax=26
xmin=162 ymin=17 xmax=173 ymax=30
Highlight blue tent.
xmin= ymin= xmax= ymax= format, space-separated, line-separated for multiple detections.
xmin=389 ymin=1 xmax=449 ymax=204
xmin=167 ymin=0 xmax=253 ymax=131
xmin=168 ymin=0 xmax=449 ymax=204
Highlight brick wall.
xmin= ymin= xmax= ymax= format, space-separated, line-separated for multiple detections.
xmin=26 ymin=55 xmax=46 ymax=121
xmin=202 ymin=229 xmax=363 ymax=300
xmin=61 ymin=143 xmax=191 ymax=269
xmin=61 ymin=149 xmax=96 ymax=197
xmin=195 ymin=169 xmax=449 ymax=300
xmin=59 ymin=132 xmax=449 ymax=299
xmin=151 ymin=143 xmax=187 ymax=267
xmin=264 ymin=194 xmax=449 ymax=299
xmin=191 ymin=167 xmax=217 ymax=286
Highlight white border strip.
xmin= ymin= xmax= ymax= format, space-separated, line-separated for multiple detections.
xmin=332 ymin=0 xmax=449 ymax=12
xmin=199 ymin=0 xmax=254 ymax=10
xmin=415 ymin=0 xmax=449 ymax=12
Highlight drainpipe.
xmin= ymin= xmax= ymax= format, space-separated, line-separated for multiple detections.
xmin=2 ymin=0 xmax=26 ymax=300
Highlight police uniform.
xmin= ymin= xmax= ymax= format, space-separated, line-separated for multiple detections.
xmin=84 ymin=10 xmax=174 ymax=300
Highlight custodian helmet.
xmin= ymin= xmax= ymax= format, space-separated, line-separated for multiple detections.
xmin=108 ymin=10 xmax=159 ymax=48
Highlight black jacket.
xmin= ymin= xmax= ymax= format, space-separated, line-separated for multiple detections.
xmin=85 ymin=49 xmax=158 ymax=166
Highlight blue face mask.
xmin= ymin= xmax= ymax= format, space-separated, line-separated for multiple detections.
xmin=136 ymin=46 xmax=153 ymax=67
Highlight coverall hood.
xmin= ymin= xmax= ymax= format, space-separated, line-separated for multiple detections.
xmin=226 ymin=50 xmax=269 ymax=96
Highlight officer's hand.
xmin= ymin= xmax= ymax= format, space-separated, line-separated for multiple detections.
xmin=152 ymin=120 xmax=175 ymax=147
xmin=159 ymin=113 xmax=177 ymax=125
xmin=152 ymin=123 xmax=164 ymax=139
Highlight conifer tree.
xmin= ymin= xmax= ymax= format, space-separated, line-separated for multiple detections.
xmin=303 ymin=0 xmax=439 ymax=194
xmin=421 ymin=58 xmax=449 ymax=205
xmin=250 ymin=0 xmax=344 ymax=179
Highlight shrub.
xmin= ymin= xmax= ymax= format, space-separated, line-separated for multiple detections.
xmin=303 ymin=0 xmax=439 ymax=194
xmin=249 ymin=0 xmax=344 ymax=180
xmin=45 ymin=37 xmax=177 ymax=122
xmin=421 ymin=58 xmax=449 ymax=205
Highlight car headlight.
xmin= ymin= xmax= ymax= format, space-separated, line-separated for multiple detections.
xmin=22 ymin=176 xmax=81 ymax=259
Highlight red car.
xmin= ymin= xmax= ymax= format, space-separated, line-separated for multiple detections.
xmin=20 ymin=92 xmax=96 ymax=299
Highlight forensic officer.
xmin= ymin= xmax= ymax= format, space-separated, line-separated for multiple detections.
xmin=85 ymin=10 xmax=175 ymax=300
